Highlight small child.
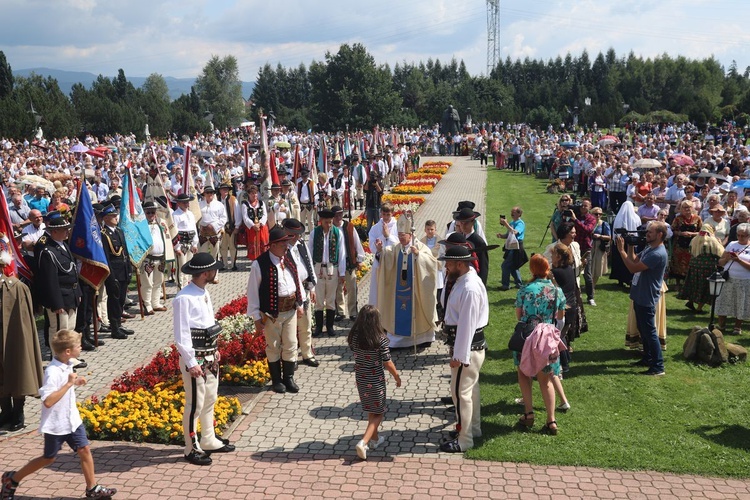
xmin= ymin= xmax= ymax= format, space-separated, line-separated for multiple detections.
xmin=1 ymin=330 xmax=117 ymax=500
xmin=421 ymin=220 xmax=444 ymax=313
xmin=347 ymin=305 xmax=401 ymax=460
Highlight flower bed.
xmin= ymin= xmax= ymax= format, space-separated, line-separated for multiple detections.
xmin=391 ymin=183 xmax=434 ymax=194
xmin=81 ymin=298 xmax=269 ymax=445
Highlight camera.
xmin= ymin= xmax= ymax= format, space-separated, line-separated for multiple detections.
xmin=615 ymin=227 xmax=647 ymax=247
xmin=500 ymin=214 xmax=506 ymax=219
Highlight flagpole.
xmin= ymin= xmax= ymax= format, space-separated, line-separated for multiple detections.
xmin=136 ymin=271 xmax=146 ymax=319
xmin=92 ymin=292 xmax=99 ymax=346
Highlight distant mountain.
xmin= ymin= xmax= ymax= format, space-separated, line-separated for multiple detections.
xmin=14 ymin=67 xmax=255 ymax=101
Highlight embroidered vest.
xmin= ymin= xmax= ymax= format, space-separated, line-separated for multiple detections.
xmin=297 ymin=179 xmax=314 ymax=203
xmin=256 ymin=251 xmax=302 ymax=318
xmin=312 ymin=226 xmax=340 ymax=265
xmin=295 ymin=242 xmax=315 ymax=286
xmin=244 ymin=201 xmax=264 ymax=222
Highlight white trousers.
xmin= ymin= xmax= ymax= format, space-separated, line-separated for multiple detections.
xmin=180 ymin=357 xmax=224 ymax=455
xmin=139 ymin=260 xmax=164 ymax=312
xmin=176 ymin=249 xmax=194 ymax=289
xmin=297 ymin=298 xmax=314 ymax=359
xmin=46 ymin=308 xmax=77 ymax=335
xmin=450 ymin=349 xmax=485 ymax=451
xmin=313 ymin=263 xmax=339 ymax=311
xmin=219 ymin=231 xmax=237 ymax=266
xmin=335 ymin=268 xmax=358 ymax=317
xmin=264 ymin=309 xmax=298 ymax=362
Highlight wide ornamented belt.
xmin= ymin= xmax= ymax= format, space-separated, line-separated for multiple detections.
xmin=444 ymin=326 xmax=486 ymax=351
xmin=178 ymin=231 xmax=195 ymax=243
xmin=278 ymin=294 xmax=297 ymax=312
xmin=191 ymin=324 xmax=222 ymax=355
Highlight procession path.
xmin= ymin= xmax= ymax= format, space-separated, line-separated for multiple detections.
xmin=2 ymin=156 xmax=749 ymax=499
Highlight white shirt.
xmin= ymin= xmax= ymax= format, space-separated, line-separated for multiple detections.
xmin=307 ymin=226 xmax=347 ymax=276
xmin=199 ymin=198 xmax=227 ymax=233
xmin=173 ymin=282 xmax=216 ymax=369
xmin=39 ymin=358 xmax=83 ymax=435
xmin=336 ymin=221 xmax=366 ymax=264
xmin=443 ymin=268 xmax=489 ymax=365
xmin=148 ymin=219 xmax=165 ymax=256
xmin=246 ymin=252 xmax=305 ymax=322
xmin=21 ymin=222 xmax=45 ymax=256
xmin=173 ymin=208 xmax=199 ymax=249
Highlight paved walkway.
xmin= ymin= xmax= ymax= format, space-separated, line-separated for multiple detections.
xmin=3 ymin=157 xmax=750 ymax=499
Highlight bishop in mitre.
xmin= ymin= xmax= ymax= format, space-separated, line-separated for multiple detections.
xmin=375 ymin=215 xmax=438 ymax=349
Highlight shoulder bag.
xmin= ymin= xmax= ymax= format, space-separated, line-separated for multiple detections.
xmin=508 ymin=285 xmax=558 ymax=352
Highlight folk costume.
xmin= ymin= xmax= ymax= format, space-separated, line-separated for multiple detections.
xmin=173 ymin=254 xmax=234 ymax=466
xmin=296 ymin=169 xmax=317 ymax=233
xmin=377 ymin=216 xmax=438 ymax=349
xmin=283 ymin=218 xmax=319 ymax=366
xmin=218 ymin=184 xmax=240 ymax=270
xmin=439 ymin=246 xmax=488 ymax=453
xmin=242 ymin=196 xmax=268 ymax=261
xmin=33 ymin=212 xmax=81 ymax=348
xmin=198 ymin=187 xmax=227 ymax=259
xmin=247 ymin=228 xmax=305 ymax=393
xmin=173 ymin=194 xmax=199 ymax=289
xmin=334 ymin=207 xmax=366 ymax=320
xmin=306 ymin=210 xmax=346 ymax=337
xmin=140 ymin=201 xmax=168 ymax=314
xmin=351 ymin=157 xmax=367 ymax=210
xmin=454 ymin=207 xmax=490 ymax=285
xmin=100 ymin=205 xmax=133 ymax=340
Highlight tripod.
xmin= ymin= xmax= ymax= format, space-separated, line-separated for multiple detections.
xmin=539 ymin=207 xmax=558 ymax=247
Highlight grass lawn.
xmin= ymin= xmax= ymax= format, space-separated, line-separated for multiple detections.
xmin=469 ymin=167 xmax=750 ymax=478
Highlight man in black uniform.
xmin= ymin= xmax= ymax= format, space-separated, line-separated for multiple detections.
xmin=34 ymin=211 xmax=83 ymax=350
xmin=453 ymin=207 xmax=489 ymax=285
xmin=100 ymin=204 xmax=133 ymax=340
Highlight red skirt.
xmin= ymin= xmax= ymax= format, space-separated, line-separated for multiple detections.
xmin=246 ymin=224 xmax=269 ymax=260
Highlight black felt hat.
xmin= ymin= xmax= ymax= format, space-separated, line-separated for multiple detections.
xmin=438 ymin=245 xmax=474 ymax=261
xmin=175 ymin=193 xmax=195 ymax=202
xmin=282 ymin=218 xmax=305 ymax=235
xmin=268 ymin=226 xmax=293 ymax=245
xmin=181 ymin=252 xmax=224 ymax=275
xmin=452 ymin=207 xmax=481 ymax=222
xmin=438 ymin=232 xmax=467 ymax=246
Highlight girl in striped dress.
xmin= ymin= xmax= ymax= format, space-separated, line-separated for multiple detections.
xmin=347 ymin=305 xmax=401 ymax=460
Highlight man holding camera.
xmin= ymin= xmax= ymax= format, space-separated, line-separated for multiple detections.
xmin=569 ymin=200 xmax=597 ymax=306
xmin=616 ymin=221 xmax=668 ymax=376
xmin=364 ymin=170 xmax=383 ymax=231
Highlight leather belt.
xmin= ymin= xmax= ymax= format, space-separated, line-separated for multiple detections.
xmin=278 ymin=294 xmax=297 ymax=312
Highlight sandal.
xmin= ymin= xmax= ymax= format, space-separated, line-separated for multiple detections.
xmin=439 ymin=439 xmax=463 ymax=453
xmin=518 ymin=411 xmax=535 ymax=428
xmin=542 ymin=420 xmax=558 ymax=435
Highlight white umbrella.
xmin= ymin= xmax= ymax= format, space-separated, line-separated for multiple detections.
xmin=633 ymin=158 xmax=662 ymax=169
xmin=70 ymin=143 xmax=87 ymax=153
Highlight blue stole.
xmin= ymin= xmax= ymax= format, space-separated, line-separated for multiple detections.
xmin=393 ymin=249 xmax=413 ymax=336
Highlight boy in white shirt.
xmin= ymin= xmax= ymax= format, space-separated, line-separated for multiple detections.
xmin=1 ymin=330 xmax=117 ymax=499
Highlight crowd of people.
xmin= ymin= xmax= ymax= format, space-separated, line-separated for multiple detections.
xmin=2 ymin=118 xmax=750 ymax=496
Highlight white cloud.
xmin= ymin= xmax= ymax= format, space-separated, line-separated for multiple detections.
xmin=1 ymin=0 xmax=748 ymax=83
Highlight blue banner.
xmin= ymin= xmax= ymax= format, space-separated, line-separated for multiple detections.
xmin=119 ymin=168 xmax=153 ymax=267
xmin=70 ymin=183 xmax=110 ymax=289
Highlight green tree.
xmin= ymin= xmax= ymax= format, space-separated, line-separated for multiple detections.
xmin=0 ymin=51 xmax=13 ymax=99
xmin=195 ymin=55 xmax=245 ymax=129
xmin=310 ymin=44 xmax=401 ymax=130
xmin=141 ymin=73 xmax=172 ymax=138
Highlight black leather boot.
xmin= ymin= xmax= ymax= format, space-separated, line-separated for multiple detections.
xmin=110 ymin=320 xmax=128 ymax=340
xmin=268 ymin=361 xmax=286 ymax=393
xmin=282 ymin=360 xmax=299 ymax=393
xmin=326 ymin=309 xmax=336 ymax=337
xmin=81 ymin=328 xmax=96 ymax=351
xmin=0 ymin=396 xmax=12 ymax=428
xmin=313 ymin=310 xmax=324 ymax=338
xmin=9 ymin=397 xmax=25 ymax=432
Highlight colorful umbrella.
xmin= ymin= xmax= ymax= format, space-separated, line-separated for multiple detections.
xmin=670 ymin=154 xmax=694 ymax=167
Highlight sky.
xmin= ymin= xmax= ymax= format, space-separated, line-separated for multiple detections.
xmin=2 ymin=0 xmax=750 ymax=84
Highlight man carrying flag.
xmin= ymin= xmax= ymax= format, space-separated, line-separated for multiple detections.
xmin=100 ymin=204 xmax=133 ymax=340
xmin=70 ymin=182 xmax=110 ymax=352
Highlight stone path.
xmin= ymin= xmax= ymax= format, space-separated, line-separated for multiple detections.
xmin=2 ymin=156 xmax=749 ymax=499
